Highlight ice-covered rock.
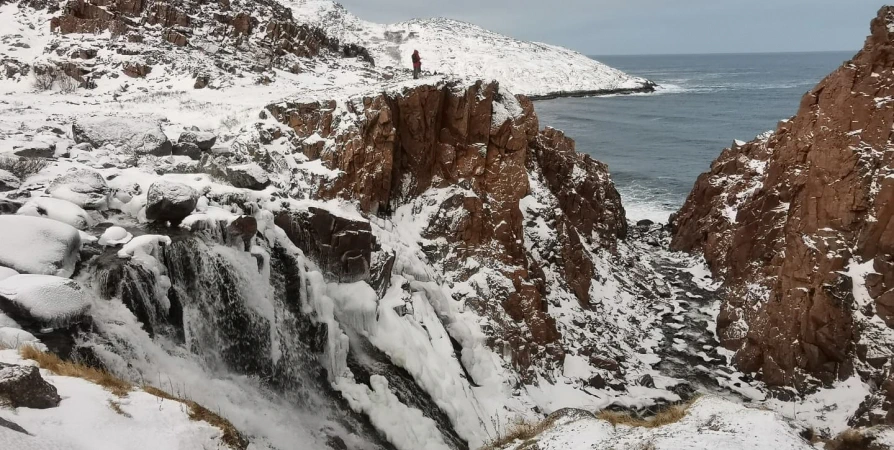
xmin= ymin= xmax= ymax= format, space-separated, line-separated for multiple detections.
xmin=0 ymin=274 xmax=90 ymax=324
xmin=72 ymin=117 xmax=173 ymax=157
xmin=98 ymin=226 xmax=133 ymax=246
xmin=0 ymin=169 xmax=20 ymax=192
xmin=145 ymin=181 xmax=199 ymax=224
xmin=0 ymin=363 xmax=60 ymax=409
xmin=0 ymin=328 xmax=45 ymax=351
xmin=17 ymin=197 xmax=93 ymax=230
xmin=226 ymin=163 xmax=270 ymax=190
xmin=45 ymin=169 xmax=110 ymax=210
xmin=117 ymin=234 xmax=172 ymax=259
xmin=0 ymin=216 xmax=81 ymax=277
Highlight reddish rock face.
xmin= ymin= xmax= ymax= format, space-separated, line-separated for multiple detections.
xmin=268 ymin=81 xmax=627 ymax=372
xmin=672 ymin=6 xmax=894 ymax=387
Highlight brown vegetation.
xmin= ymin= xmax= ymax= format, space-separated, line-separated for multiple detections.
xmin=19 ymin=346 xmax=132 ymax=397
xmin=143 ymin=386 xmax=249 ymax=450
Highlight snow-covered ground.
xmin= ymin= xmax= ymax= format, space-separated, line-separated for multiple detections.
xmin=287 ymin=0 xmax=654 ymax=97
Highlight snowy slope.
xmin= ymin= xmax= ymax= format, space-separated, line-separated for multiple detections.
xmin=287 ymin=0 xmax=654 ymax=97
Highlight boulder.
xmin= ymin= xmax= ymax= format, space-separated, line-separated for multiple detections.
xmin=227 ymin=216 xmax=257 ymax=250
xmin=145 ymin=181 xmax=198 ymax=225
xmin=274 ymin=207 xmax=372 ymax=282
xmin=0 ymin=363 xmax=60 ymax=409
xmin=17 ymin=197 xmax=93 ymax=230
xmin=178 ymin=131 xmax=216 ymax=150
xmin=45 ymin=169 xmax=110 ymax=209
xmin=0 ymin=170 xmax=20 ymax=192
xmin=172 ymin=142 xmax=201 ymax=159
xmin=0 ymin=215 xmax=81 ymax=277
xmin=0 ymin=200 xmax=21 ymax=215
xmin=226 ymin=163 xmax=270 ymax=190
xmin=0 ymin=274 xmax=90 ymax=325
xmin=72 ymin=117 xmax=172 ymax=157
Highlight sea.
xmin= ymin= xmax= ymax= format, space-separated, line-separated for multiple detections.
xmin=534 ymin=51 xmax=854 ymax=223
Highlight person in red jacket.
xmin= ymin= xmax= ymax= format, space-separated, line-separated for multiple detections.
xmin=412 ymin=50 xmax=422 ymax=79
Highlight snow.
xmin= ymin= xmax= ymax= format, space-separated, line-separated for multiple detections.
xmin=17 ymin=197 xmax=93 ymax=230
xmin=0 ymin=350 xmax=228 ymax=450
xmin=0 ymin=327 xmax=46 ymax=351
xmin=117 ymin=235 xmax=172 ymax=259
xmin=503 ymin=396 xmax=812 ymax=450
xmin=287 ymin=0 xmax=652 ymax=97
xmin=0 ymin=267 xmax=19 ymax=281
xmin=45 ymin=169 xmax=110 ymax=210
xmin=0 ymin=215 xmax=81 ymax=277
xmin=0 ymin=274 xmax=89 ymax=324
xmin=98 ymin=226 xmax=134 ymax=246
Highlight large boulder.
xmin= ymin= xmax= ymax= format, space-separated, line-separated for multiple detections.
xmin=0 ymin=170 xmax=20 ymax=192
xmin=274 ymin=207 xmax=372 ymax=282
xmin=72 ymin=117 xmax=172 ymax=157
xmin=46 ymin=169 xmax=110 ymax=209
xmin=145 ymin=181 xmax=198 ymax=225
xmin=17 ymin=197 xmax=93 ymax=230
xmin=0 ymin=274 xmax=90 ymax=325
xmin=226 ymin=163 xmax=270 ymax=190
xmin=178 ymin=131 xmax=216 ymax=150
xmin=0 ymin=215 xmax=81 ymax=277
xmin=0 ymin=363 xmax=60 ymax=409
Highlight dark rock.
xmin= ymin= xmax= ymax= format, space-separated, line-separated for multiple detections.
xmin=274 ymin=207 xmax=372 ymax=282
xmin=636 ymin=219 xmax=654 ymax=228
xmin=227 ymin=216 xmax=257 ymax=250
xmin=145 ymin=181 xmax=198 ymax=225
xmin=587 ymin=374 xmax=607 ymax=389
xmin=178 ymin=131 xmax=216 ymax=150
xmin=226 ymin=163 xmax=270 ymax=190
xmin=369 ymin=251 xmax=396 ymax=298
xmin=13 ymin=142 xmax=54 ymax=158
xmin=0 ymin=363 xmax=60 ymax=409
xmin=638 ymin=374 xmax=655 ymax=388
xmin=194 ymin=74 xmax=210 ymax=89
xmin=0 ymin=199 xmax=22 ymax=214
xmin=172 ymin=142 xmax=201 ymax=160
xmin=0 ymin=169 xmax=21 ymax=192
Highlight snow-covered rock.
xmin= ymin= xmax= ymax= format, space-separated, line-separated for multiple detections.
xmin=0 ymin=216 xmax=81 ymax=277
xmin=72 ymin=117 xmax=173 ymax=157
xmin=145 ymin=181 xmax=199 ymax=224
xmin=178 ymin=131 xmax=217 ymax=150
xmin=0 ymin=275 xmax=90 ymax=324
xmin=226 ymin=163 xmax=270 ymax=190
xmin=289 ymin=0 xmax=654 ymax=97
xmin=0 ymin=169 xmax=20 ymax=192
xmin=17 ymin=197 xmax=93 ymax=230
xmin=45 ymin=169 xmax=110 ymax=210
xmin=0 ymin=267 xmax=18 ymax=282
xmin=97 ymin=226 xmax=133 ymax=246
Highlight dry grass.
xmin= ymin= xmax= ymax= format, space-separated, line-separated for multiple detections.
xmin=107 ymin=399 xmax=132 ymax=418
xmin=597 ymin=398 xmax=697 ymax=429
xmin=824 ymin=428 xmax=874 ymax=450
xmin=19 ymin=346 xmax=133 ymax=397
xmin=143 ymin=386 xmax=249 ymax=450
xmin=480 ymin=416 xmax=555 ymax=450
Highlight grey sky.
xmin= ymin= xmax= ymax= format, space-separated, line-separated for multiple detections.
xmin=336 ymin=0 xmax=885 ymax=55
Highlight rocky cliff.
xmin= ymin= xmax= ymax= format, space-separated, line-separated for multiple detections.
xmin=672 ymin=6 xmax=894 ymax=389
xmin=266 ymin=80 xmax=628 ymax=375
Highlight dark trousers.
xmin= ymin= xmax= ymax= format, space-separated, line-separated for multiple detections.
xmin=413 ymin=66 xmax=421 ymax=79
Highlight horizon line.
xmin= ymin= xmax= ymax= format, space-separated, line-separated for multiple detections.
xmin=588 ymin=49 xmax=859 ymax=57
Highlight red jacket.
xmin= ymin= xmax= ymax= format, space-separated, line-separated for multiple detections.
xmin=412 ymin=53 xmax=421 ymax=67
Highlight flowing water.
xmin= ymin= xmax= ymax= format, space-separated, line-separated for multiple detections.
xmin=535 ymin=51 xmax=854 ymax=223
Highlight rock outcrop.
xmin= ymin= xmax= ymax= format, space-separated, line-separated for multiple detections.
xmin=73 ymin=117 xmax=172 ymax=157
xmin=671 ymin=7 xmax=894 ymax=387
xmin=267 ymin=80 xmax=627 ymax=372
xmin=145 ymin=181 xmax=199 ymax=225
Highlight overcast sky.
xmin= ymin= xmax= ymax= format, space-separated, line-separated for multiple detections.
xmin=336 ymin=0 xmax=885 ymax=55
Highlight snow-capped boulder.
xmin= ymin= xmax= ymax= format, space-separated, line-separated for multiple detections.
xmin=45 ymin=169 xmax=110 ymax=210
xmin=0 ymin=216 xmax=81 ymax=277
xmin=0 ymin=267 xmax=19 ymax=282
xmin=178 ymin=131 xmax=217 ymax=150
xmin=98 ymin=226 xmax=133 ymax=246
xmin=0 ymin=274 xmax=90 ymax=325
xmin=72 ymin=117 xmax=173 ymax=157
xmin=17 ymin=197 xmax=93 ymax=230
xmin=0 ymin=363 xmax=60 ymax=409
xmin=172 ymin=142 xmax=201 ymax=159
xmin=0 ymin=328 xmax=45 ymax=351
xmin=12 ymin=141 xmax=54 ymax=158
xmin=145 ymin=181 xmax=199 ymax=224
xmin=0 ymin=169 xmax=20 ymax=192
xmin=226 ymin=163 xmax=270 ymax=190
